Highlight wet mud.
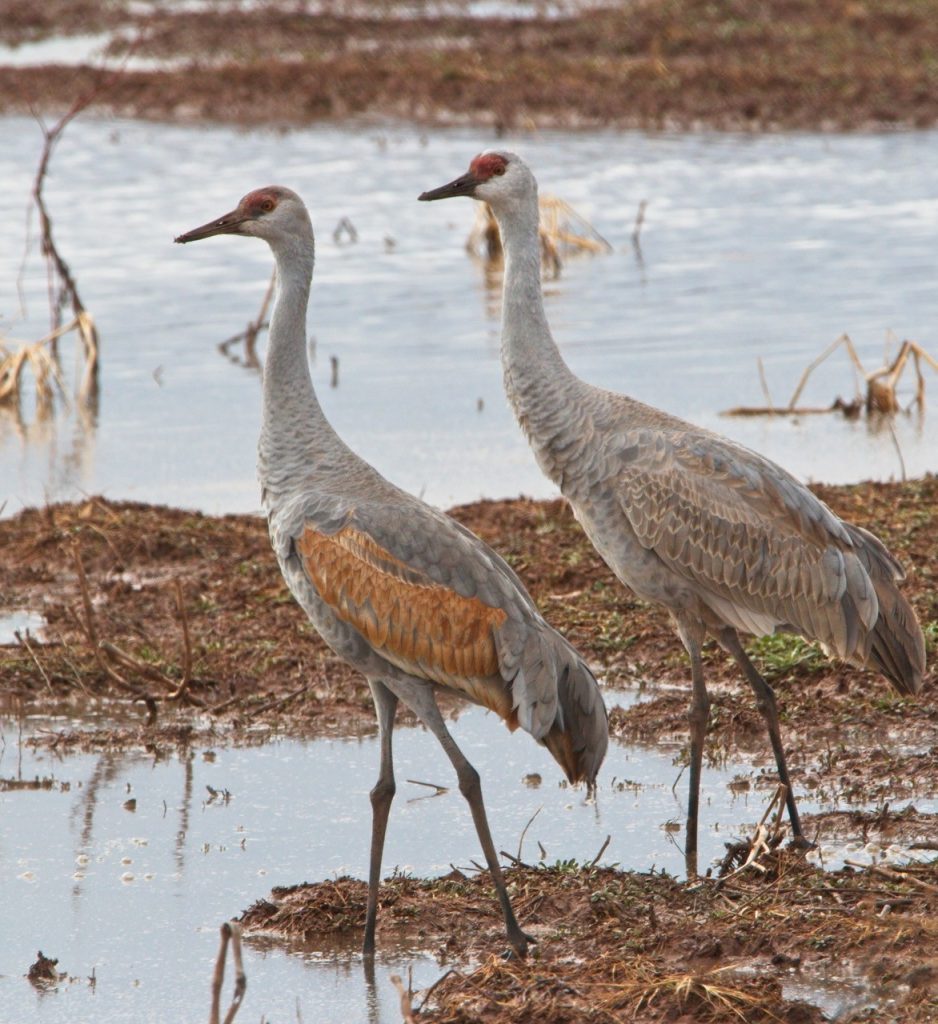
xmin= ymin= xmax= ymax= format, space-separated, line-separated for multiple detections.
xmin=241 ymin=853 xmax=938 ymax=1023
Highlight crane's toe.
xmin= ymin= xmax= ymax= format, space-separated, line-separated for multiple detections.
xmin=502 ymin=928 xmax=538 ymax=960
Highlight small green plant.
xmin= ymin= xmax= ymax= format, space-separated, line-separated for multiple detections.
xmin=594 ymin=612 xmax=638 ymax=654
xmin=747 ymin=632 xmax=827 ymax=681
xmin=546 ymin=856 xmax=582 ymax=874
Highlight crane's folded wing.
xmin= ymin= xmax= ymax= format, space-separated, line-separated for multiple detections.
xmin=612 ymin=431 xmax=884 ymax=653
xmin=271 ymin=494 xmax=562 ymax=737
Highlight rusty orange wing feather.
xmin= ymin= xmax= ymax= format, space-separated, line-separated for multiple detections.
xmin=295 ymin=521 xmax=516 ymax=718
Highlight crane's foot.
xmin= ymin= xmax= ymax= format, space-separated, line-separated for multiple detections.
xmin=502 ymin=929 xmax=537 ymax=961
xmin=788 ymin=833 xmax=817 ymax=852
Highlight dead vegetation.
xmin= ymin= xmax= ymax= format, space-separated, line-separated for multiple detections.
xmin=725 ymin=333 xmax=938 ymax=422
xmin=27 ymin=951 xmax=63 ymax=989
xmin=208 ymin=922 xmax=246 ymax=1024
xmin=1 ymin=482 xmax=934 ymax=758
xmin=466 ymin=197 xmax=612 ymax=278
xmin=0 ymin=60 xmax=133 ymax=426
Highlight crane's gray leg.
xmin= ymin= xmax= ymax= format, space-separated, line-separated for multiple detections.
xmin=720 ymin=630 xmax=806 ymax=844
xmin=387 ymin=678 xmax=533 ymax=958
xmin=363 ymin=679 xmax=398 ymax=957
xmin=678 ymin=624 xmax=710 ymax=878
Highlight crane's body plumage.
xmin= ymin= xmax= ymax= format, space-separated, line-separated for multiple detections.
xmin=176 ymin=183 xmax=606 ymax=956
xmin=520 ymin=381 xmax=917 ymax=682
xmin=419 ymin=152 xmax=925 ymax=871
xmin=268 ymin=485 xmax=606 ymax=774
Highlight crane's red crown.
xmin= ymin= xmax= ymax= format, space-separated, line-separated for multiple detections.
xmin=469 ymin=153 xmax=508 ymax=180
xmin=242 ymin=188 xmax=281 ymax=216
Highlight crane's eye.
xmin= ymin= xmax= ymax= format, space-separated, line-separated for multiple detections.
xmin=260 ymin=198 xmax=275 ymax=212
xmin=494 ymin=164 xmax=506 ymax=176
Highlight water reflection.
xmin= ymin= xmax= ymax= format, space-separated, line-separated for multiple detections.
xmin=69 ymin=751 xmax=125 ymax=901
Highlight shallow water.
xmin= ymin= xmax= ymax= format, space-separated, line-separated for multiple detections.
xmin=0 ymin=610 xmax=46 ymax=645
xmin=1 ymin=119 xmax=937 ymax=518
xmin=2 ymin=702 xmax=933 ymax=1024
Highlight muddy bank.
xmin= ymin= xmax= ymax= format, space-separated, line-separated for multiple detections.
xmin=3 ymin=0 xmax=938 ymax=130
xmin=239 ymin=850 xmax=938 ymax=1022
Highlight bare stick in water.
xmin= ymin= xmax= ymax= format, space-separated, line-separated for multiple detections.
xmin=209 ymin=922 xmax=246 ymax=1024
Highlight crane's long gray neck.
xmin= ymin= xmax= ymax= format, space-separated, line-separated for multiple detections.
xmin=257 ymin=232 xmax=350 ymax=509
xmin=494 ymin=193 xmax=583 ymax=461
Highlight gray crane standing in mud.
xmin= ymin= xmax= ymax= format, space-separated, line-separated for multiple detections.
xmin=420 ymin=151 xmax=926 ymax=875
xmin=175 ymin=185 xmax=607 ymax=958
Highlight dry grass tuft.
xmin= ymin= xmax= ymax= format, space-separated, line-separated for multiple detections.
xmin=466 ymin=196 xmax=612 ymax=277
xmin=0 ymin=312 xmax=97 ymax=417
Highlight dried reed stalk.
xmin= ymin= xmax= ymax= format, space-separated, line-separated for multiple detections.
xmin=726 ymin=332 xmax=938 ymax=419
xmin=467 ymin=195 xmax=611 ymax=277
xmin=209 ymin=922 xmax=246 ymax=1024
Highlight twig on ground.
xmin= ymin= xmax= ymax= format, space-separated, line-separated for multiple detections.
xmin=14 ymin=630 xmax=55 ymax=695
xmin=725 ymin=333 xmax=938 ymax=419
xmin=406 ymin=778 xmax=449 ymax=796
xmin=716 ymin=784 xmax=787 ymax=888
xmin=70 ymin=545 xmax=204 ymax=706
xmin=500 ymin=849 xmax=534 ymax=869
xmin=588 ymin=834 xmax=612 ymax=871
xmin=217 ymin=270 xmax=274 ymax=369
xmin=333 ymin=217 xmax=358 ymax=244
xmin=788 ymin=334 xmax=864 ymax=410
xmin=844 ymin=859 xmax=938 ymax=896
xmin=167 ymin=580 xmax=194 ymax=700
xmin=516 ymin=806 xmax=542 ymax=863
xmin=417 ymin=968 xmax=459 ymax=1012
xmin=251 ymin=682 xmax=311 ymax=717
xmin=757 ymin=357 xmax=774 ymax=411
xmin=631 ymin=199 xmax=647 ymax=256
xmin=885 ymin=418 xmax=908 ymax=482
xmin=71 ymin=546 xmax=141 ymax=696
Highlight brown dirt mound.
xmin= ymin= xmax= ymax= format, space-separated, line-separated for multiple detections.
xmin=239 ymin=854 xmax=938 ymax=1022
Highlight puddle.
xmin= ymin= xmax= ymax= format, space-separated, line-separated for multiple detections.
xmin=0 ymin=610 xmax=46 ymax=645
xmin=2 ymin=699 xmax=932 ymax=1023
xmin=734 ymin=961 xmax=885 ymax=1021
xmin=3 ymin=121 xmax=938 ymax=518
xmin=806 ymin=839 xmax=937 ymax=872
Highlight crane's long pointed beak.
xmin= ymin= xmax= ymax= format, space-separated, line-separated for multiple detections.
xmin=174 ymin=208 xmax=249 ymax=243
xmin=418 ymin=173 xmax=480 ymax=202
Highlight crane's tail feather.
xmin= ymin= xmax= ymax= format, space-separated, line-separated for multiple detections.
xmin=498 ymin=620 xmax=606 ymax=786
xmin=541 ymin=647 xmax=608 ymax=787
xmin=844 ymin=523 xmax=926 ymax=695
xmin=864 ymin=582 xmax=925 ymax=695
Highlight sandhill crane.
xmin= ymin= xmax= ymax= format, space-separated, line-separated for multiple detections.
xmin=175 ymin=185 xmax=607 ymax=956
xmin=419 ymin=152 xmax=926 ymax=875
